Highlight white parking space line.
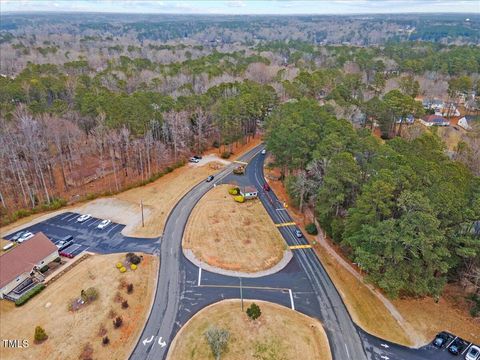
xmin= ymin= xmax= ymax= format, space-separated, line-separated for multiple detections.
xmin=198 ymin=267 xmax=202 ymax=286
xmin=63 ymin=244 xmax=81 ymax=253
xmin=108 ymin=224 xmax=120 ymax=234
xmin=288 ymin=289 xmax=295 ymax=310
xmin=67 ymin=215 xmax=78 ymax=222
xmin=446 ymin=337 xmax=457 ymax=349
xmin=88 ymin=220 xmax=101 ymax=228
xmin=82 ymin=246 xmax=90 ymax=253
xmin=61 ymin=213 xmax=73 ymax=221
xmin=462 ymin=343 xmax=472 ymax=355
xmin=82 ymin=218 xmax=96 ymax=226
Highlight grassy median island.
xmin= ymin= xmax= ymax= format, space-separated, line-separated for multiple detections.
xmin=183 ymin=184 xmax=286 ymax=273
xmin=167 ymin=300 xmax=332 ymax=360
xmin=0 ymin=253 xmax=157 ymax=360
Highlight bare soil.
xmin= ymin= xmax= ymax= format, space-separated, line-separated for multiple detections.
xmin=0 ymin=253 xmax=157 ymax=360
xmin=167 ymin=299 xmax=332 ymax=360
xmin=183 ymin=184 xmax=286 ymax=273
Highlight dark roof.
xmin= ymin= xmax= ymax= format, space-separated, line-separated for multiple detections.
xmin=0 ymin=232 xmax=58 ymax=288
xmin=423 ymin=115 xmax=448 ymax=123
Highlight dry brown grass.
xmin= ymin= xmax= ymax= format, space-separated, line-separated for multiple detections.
xmin=183 ymin=184 xmax=285 ymax=272
xmin=0 ymin=253 xmax=157 ymax=360
xmin=167 ymin=300 xmax=331 ymax=360
xmin=393 ymin=285 xmax=480 ymax=344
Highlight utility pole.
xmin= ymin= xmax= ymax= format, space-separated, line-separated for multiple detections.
xmin=239 ymin=277 xmax=244 ymax=312
xmin=141 ymin=200 xmax=144 ymax=227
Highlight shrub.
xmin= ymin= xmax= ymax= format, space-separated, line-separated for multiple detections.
xmin=15 ymin=284 xmax=45 ymax=306
xmin=221 ymin=151 xmax=231 ymax=159
xmin=126 ymin=252 xmax=141 ymax=265
xmin=102 ymin=336 xmax=110 ymax=346
xmin=126 ymin=283 xmax=134 ymax=294
xmin=83 ymin=287 xmax=99 ymax=303
xmin=79 ymin=343 xmax=94 ymax=360
xmin=130 ymin=264 xmax=137 ymax=270
xmin=121 ymin=300 xmax=129 ymax=309
xmin=246 ymin=303 xmax=261 ymax=320
xmin=116 ymin=262 xmax=123 ymax=269
xmin=119 ymin=267 xmax=127 ymax=273
xmin=113 ymin=316 xmax=123 ymax=328
xmin=228 ymin=187 xmax=239 ymax=195
xmin=54 ymin=257 xmax=61 ymax=263
xmin=39 ymin=265 xmax=49 ymax=273
xmin=305 ymin=223 xmax=318 ymax=235
xmin=234 ymin=195 xmax=245 ymax=203
xmin=204 ymin=326 xmax=229 ymax=360
xmin=212 ymin=140 xmax=220 ymax=148
xmin=34 ymin=326 xmax=48 ymax=343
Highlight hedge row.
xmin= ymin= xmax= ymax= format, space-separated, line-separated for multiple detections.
xmin=15 ymin=284 xmax=46 ymax=306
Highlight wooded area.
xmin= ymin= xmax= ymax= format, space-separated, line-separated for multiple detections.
xmin=266 ymin=99 xmax=479 ymax=298
xmin=0 ymin=14 xmax=479 ymax=301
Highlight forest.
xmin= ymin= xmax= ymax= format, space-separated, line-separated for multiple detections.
xmin=266 ymin=99 xmax=479 ymax=298
xmin=0 ymin=12 xmax=479 ymax=301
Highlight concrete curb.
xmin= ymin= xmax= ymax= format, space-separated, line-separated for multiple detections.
xmin=183 ymin=248 xmax=293 ymax=278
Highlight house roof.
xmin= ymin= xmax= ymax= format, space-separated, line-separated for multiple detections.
xmin=423 ymin=115 xmax=448 ymax=123
xmin=0 ymin=232 xmax=58 ymax=289
xmin=244 ymin=186 xmax=257 ymax=193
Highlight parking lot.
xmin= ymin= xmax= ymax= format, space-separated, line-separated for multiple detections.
xmin=4 ymin=212 xmax=160 ymax=255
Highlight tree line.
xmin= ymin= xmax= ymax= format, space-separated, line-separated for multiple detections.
xmin=266 ymin=99 xmax=480 ymax=298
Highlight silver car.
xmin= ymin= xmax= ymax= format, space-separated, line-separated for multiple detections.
xmin=466 ymin=345 xmax=480 ymax=360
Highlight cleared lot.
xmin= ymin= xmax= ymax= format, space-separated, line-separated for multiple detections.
xmin=167 ymin=299 xmax=331 ymax=360
xmin=183 ymin=184 xmax=286 ymax=273
xmin=0 ymin=253 xmax=157 ymax=360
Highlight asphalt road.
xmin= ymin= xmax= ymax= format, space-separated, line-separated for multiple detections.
xmin=5 ymin=143 xmax=475 ymax=360
xmin=241 ymin=150 xmax=368 ymax=360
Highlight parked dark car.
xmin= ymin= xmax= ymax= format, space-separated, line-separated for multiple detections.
xmin=11 ymin=231 xmax=26 ymax=241
xmin=193 ymin=155 xmax=202 ymax=160
xmin=448 ymin=338 xmax=469 ymax=355
xmin=56 ymin=235 xmax=74 ymax=251
xmin=263 ymin=183 xmax=270 ymax=191
xmin=206 ymin=175 xmax=214 ymax=182
xmin=432 ymin=332 xmax=454 ymax=348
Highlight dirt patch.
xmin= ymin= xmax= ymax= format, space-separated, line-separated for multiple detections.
xmin=0 ymin=253 xmax=157 ymax=360
xmin=266 ymin=175 xmax=480 ymax=346
xmin=183 ymin=184 xmax=286 ymax=273
xmin=167 ymin=299 xmax=331 ymax=360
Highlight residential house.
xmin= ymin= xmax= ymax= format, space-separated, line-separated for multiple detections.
xmin=420 ymin=115 xmax=450 ymax=127
xmin=0 ymin=232 xmax=58 ymax=300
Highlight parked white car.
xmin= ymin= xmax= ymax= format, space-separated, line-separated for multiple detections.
xmin=466 ymin=345 xmax=480 ymax=360
xmin=17 ymin=231 xmax=34 ymax=243
xmin=189 ymin=157 xmax=200 ymax=163
xmin=97 ymin=219 xmax=111 ymax=229
xmin=77 ymin=214 xmax=92 ymax=223
xmin=261 ymin=149 xmax=266 ymax=155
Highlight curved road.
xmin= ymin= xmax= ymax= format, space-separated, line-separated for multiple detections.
xmin=130 ymin=144 xmax=446 ymax=360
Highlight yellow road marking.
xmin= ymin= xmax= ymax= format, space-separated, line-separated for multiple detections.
xmin=233 ymin=160 xmax=248 ymax=165
xmin=289 ymin=245 xmax=312 ymax=250
xmin=275 ymin=222 xmax=296 ymax=227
